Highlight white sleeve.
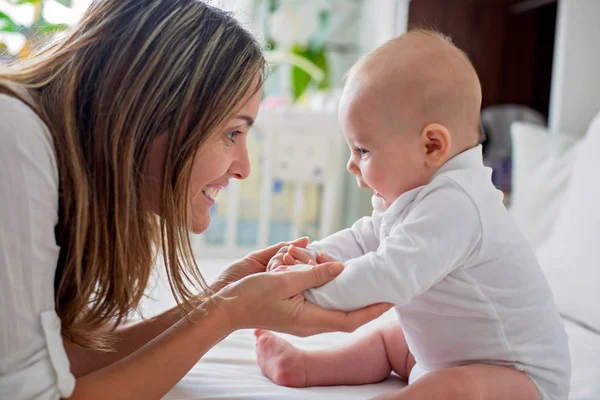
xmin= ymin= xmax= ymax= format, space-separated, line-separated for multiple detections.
xmin=308 ymin=215 xmax=380 ymax=262
xmin=302 ymin=184 xmax=482 ymax=311
xmin=0 ymin=94 xmax=75 ymax=397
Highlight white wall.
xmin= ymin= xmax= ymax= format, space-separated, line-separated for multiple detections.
xmin=549 ymin=0 xmax=600 ymax=137
xmin=359 ymin=0 xmax=410 ymax=53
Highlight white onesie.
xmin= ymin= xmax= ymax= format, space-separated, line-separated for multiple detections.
xmin=300 ymin=146 xmax=570 ymax=400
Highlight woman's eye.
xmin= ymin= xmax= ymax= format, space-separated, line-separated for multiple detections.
xmin=226 ymin=130 xmax=243 ymax=143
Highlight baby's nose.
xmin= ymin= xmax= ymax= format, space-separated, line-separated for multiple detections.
xmin=346 ymin=158 xmax=360 ymax=175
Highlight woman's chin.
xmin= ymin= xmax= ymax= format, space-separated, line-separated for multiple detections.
xmin=190 ymin=214 xmax=210 ymax=234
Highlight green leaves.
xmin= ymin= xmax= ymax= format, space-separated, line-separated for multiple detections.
xmin=309 ymin=10 xmax=330 ymax=52
xmin=267 ymin=0 xmax=279 ymax=14
xmin=35 ymin=21 xmax=69 ymax=34
xmin=0 ymin=12 xmax=21 ymax=33
xmin=0 ymin=14 xmax=69 ymax=35
xmin=258 ymin=0 xmax=333 ymax=102
xmin=289 ymin=9 xmax=331 ymax=101
xmin=290 ymin=43 xmax=329 ymax=101
xmin=55 ymin=0 xmax=73 ymax=7
xmin=0 ymin=0 xmax=73 ymax=35
xmin=5 ymin=0 xmax=39 ymax=5
xmin=5 ymin=0 xmax=72 ymax=6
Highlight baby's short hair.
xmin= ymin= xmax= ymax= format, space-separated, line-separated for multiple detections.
xmin=410 ymin=28 xmax=454 ymax=44
xmin=344 ymin=28 xmax=470 ymax=82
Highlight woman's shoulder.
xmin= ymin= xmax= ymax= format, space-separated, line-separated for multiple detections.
xmin=0 ymin=88 xmax=48 ymax=133
xmin=0 ymin=90 xmax=57 ymax=169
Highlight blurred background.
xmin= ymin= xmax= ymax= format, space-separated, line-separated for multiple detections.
xmin=2 ymin=0 xmax=599 ymax=257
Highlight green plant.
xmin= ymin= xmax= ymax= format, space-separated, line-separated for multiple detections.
xmin=0 ymin=0 xmax=73 ymax=59
xmin=255 ymin=0 xmax=332 ymax=102
xmin=289 ymin=9 xmax=330 ymax=100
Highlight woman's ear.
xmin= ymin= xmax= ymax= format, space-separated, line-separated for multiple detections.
xmin=420 ymin=123 xmax=451 ymax=168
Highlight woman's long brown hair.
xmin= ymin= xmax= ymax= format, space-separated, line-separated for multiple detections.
xmin=0 ymin=0 xmax=266 ymax=350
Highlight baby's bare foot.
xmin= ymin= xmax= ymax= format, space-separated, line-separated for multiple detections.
xmin=254 ymin=329 xmax=308 ymax=388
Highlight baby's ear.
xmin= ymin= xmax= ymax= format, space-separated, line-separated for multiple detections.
xmin=420 ymin=123 xmax=451 ymax=168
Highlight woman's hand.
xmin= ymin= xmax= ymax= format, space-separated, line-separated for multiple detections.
xmin=215 ymin=262 xmax=392 ymax=337
xmin=268 ymin=245 xmax=336 ymax=271
xmin=210 ymin=237 xmax=309 ymax=293
xmin=283 ymin=246 xmax=335 ymax=267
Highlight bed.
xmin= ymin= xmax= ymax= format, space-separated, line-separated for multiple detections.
xmin=145 ymin=112 xmax=600 ymax=399
xmin=160 ymin=312 xmax=600 ymax=400
xmin=141 ymin=257 xmax=600 ymax=400
xmin=162 ymin=312 xmax=600 ymax=399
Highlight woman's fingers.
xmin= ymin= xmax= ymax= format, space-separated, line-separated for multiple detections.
xmin=316 ymin=252 xmax=335 ymax=263
xmin=289 ymin=237 xmax=309 ymax=248
xmin=299 ymin=302 xmax=393 ymax=335
xmin=221 ymin=265 xmax=391 ymax=337
xmin=248 ymin=237 xmax=309 ymax=265
xmin=280 ymin=262 xmax=344 ymax=296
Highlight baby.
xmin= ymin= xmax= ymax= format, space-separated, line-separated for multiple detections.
xmin=255 ymin=30 xmax=570 ymax=400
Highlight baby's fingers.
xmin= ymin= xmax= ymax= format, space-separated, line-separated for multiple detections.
xmin=289 ymin=246 xmax=315 ymax=264
xmin=283 ymin=252 xmax=296 ymax=266
xmin=267 ymin=254 xmax=285 ymax=271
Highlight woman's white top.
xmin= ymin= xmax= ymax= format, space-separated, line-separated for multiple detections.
xmin=0 ymin=93 xmax=75 ymax=399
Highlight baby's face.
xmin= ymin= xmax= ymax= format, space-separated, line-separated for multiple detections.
xmin=339 ymin=90 xmax=432 ymax=208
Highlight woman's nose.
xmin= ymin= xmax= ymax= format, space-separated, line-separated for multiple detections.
xmin=230 ymin=145 xmax=251 ymax=180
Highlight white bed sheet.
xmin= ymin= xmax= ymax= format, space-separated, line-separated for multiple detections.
xmin=566 ymin=319 xmax=600 ymax=400
xmin=142 ymin=258 xmax=600 ymax=400
xmin=163 ymin=318 xmax=406 ymax=400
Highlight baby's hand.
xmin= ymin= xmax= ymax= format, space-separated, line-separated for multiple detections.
xmin=284 ymin=246 xmax=318 ymax=267
xmin=267 ymin=245 xmax=316 ymax=271
xmin=268 ymin=246 xmax=335 ymax=272
xmin=267 ymin=246 xmax=290 ymax=271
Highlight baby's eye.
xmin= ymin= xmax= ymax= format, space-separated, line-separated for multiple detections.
xmin=226 ymin=130 xmax=243 ymax=143
xmin=355 ymin=147 xmax=370 ymax=158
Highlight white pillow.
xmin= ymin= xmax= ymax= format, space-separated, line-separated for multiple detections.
xmin=536 ymin=113 xmax=600 ymax=332
xmin=509 ymin=122 xmax=582 ymax=251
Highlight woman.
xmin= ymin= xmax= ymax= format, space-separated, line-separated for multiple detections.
xmin=0 ymin=1 xmax=390 ymax=398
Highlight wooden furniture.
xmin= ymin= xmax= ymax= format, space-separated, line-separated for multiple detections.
xmin=408 ymin=0 xmax=558 ymax=119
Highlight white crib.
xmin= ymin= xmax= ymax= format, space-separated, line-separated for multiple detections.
xmin=192 ymin=108 xmax=347 ymax=258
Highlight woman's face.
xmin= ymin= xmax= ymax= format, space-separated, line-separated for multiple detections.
xmin=188 ymin=88 xmax=262 ymax=232
xmin=146 ymin=86 xmax=262 ymax=233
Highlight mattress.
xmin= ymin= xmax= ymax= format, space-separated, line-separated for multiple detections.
xmin=142 ymin=258 xmax=600 ymax=400
xmin=163 ymin=322 xmax=406 ymax=399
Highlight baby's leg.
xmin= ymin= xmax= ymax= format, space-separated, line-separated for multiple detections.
xmin=255 ymin=322 xmax=415 ymax=388
xmin=372 ymin=364 xmax=539 ymax=400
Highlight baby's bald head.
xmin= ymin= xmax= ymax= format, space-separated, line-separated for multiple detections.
xmin=341 ymin=29 xmax=482 ymax=153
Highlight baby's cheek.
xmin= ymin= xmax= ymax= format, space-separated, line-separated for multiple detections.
xmin=365 ymin=170 xmax=385 ymax=191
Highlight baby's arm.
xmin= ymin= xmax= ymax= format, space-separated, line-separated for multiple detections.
xmin=310 ymin=215 xmax=380 ymax=262
xmin=300 ymin=184 xmax=482 ymax=311
xmin=268 ymin=214 xmax=380 ymax=271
